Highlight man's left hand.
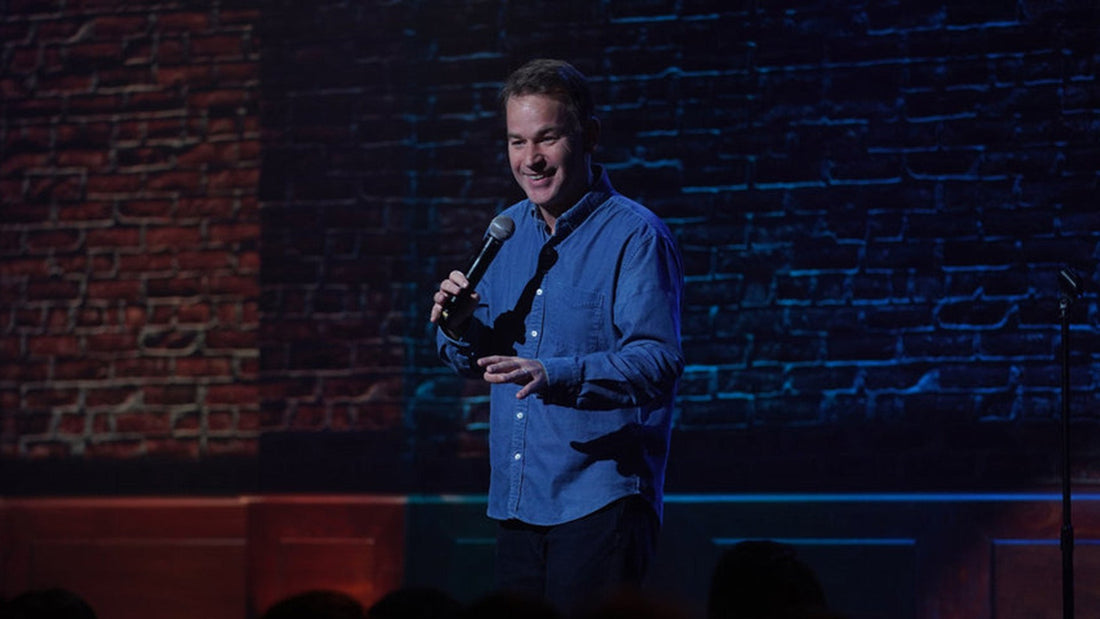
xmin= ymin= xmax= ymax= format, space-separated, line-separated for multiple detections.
xmin=478 ymin=355 xmax=546 ymax=399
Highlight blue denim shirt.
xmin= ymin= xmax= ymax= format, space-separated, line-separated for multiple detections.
xmin=437 ymin=167 xmax=684 ymax=526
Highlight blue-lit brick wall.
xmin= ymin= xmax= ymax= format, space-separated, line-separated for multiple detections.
xmin=255 ymin=0 xmax=1100 ymax=493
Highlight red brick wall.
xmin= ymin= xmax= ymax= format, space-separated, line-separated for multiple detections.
xmin=2 ymin=3 xmax=262 ymax=460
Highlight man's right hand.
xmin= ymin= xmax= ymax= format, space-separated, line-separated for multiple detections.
xmin=430 ymin=270 xmax=479 ymax=330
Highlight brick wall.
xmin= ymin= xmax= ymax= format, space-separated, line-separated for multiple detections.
xmin=1 ymin=2 xmax=262 ymax=467
xmin=3 ymin=1 xmax=1099 ymax=493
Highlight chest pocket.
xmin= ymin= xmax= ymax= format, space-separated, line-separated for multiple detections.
xmin=543 ymin=287 xmax=607 ymax=355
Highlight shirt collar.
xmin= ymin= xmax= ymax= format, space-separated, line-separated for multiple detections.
xmin=526 ymin=165 xmax=615 ymax=239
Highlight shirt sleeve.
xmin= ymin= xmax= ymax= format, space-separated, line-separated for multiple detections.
xmin=539 ymin=228 xmax=685 ymax=409
xmin=436 ymin=293 xmax=491 ymax=380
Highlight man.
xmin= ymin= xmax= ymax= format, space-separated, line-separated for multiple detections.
xmin=430 ymin=59 xmax=684 ymax=612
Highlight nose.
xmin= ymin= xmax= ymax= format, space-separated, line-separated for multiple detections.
xmin=523 ymin=144 xmax=546 ymax=170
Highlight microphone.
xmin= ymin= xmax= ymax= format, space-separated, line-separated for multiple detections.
xmin=1059 ymin=267 xmax=1082 ymax=300
xmin=440 ymin=215 xmax=515 ymax=327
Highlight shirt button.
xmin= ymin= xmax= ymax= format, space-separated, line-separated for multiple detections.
xmin=530 ymin=330 xmax=538 ymax=338
xmin=536 ymin=288 xmax=543 ymax=295
xmin=516 ymin=412 xmax=524 ymax=420
xmin=514 ymin=452 xmax=522 ymax=461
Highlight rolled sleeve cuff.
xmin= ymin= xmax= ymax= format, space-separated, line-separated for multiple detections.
xmin=439 ymin=322 xmax=469 ymax=346
xmin=540 ymin=356 xmax=580 ymax=396
xmin=437 ymin=321 xmax=484 ymax=375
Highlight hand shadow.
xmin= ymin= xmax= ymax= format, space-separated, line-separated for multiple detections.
xmin=485 ymin=245 xmax=558 ymax=356
xmin=569 ymin=422 xmax=667 ymax=478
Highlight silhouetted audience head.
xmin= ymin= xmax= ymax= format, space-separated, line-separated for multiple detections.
xmin=573 ymin=589 xmax=691 ymax=619
xmin=459 ymin=591 xmax=561 ymax=619
xmin=260 ymin=590 xmax=365 ymax=619
xmin=1 ymin=588 xmax=97 ymax=619
xmin=707 ymin=540 xmax=829 ymax=619
xmin=367 ymin=587 xmax=461 ymax=619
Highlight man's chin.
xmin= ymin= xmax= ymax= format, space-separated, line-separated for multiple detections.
xmin=525 ymin=193 xmax=557 ymax=209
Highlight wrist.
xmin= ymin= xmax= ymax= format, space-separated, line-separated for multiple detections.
xmin=438 ymin=315 xmax=470 ymax=341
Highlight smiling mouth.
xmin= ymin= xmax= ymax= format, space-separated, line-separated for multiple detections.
xmin=525 ymin=170 xmax=553 ymax=182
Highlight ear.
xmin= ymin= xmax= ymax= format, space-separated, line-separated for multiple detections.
xmin=582 ymin=116 xmax=600 ymax=154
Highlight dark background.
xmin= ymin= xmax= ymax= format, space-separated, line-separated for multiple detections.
xmin=2 ymin=0 xmax=1099 ymax=498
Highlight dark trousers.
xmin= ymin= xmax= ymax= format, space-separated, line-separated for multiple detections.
xmin=494 ymin=496 xmax=659 ymax=614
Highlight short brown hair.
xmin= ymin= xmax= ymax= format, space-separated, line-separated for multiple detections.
xmin=499 ymin=59 xmax=594 ymax=131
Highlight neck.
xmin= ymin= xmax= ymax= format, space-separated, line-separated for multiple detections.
xmin=539 ymin=207 xmax=559 ymax=235
xmin=538 ymin=163 xmax=596 ymax=235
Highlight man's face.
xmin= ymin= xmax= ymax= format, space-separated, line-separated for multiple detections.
xmin=505 ymin=94 xmax=593 ymax=216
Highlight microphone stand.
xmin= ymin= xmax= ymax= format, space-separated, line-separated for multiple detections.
xmin=1057 ymin=267 xmax=1081 ymax=619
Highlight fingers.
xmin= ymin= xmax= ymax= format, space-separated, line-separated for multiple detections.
xmin=430 ymin=271 xmax=474 ymax=325
xmin=477 ymin=355 xmax=518 ymax=374
xmin=478 ymin=356 xmax=545 ymax=399
xmin=478 ymin=356 xmax=527 ymax=382
xmin=442 ymin=270 xmax=469 ymax=295
xmin=515 ymin=380 xmax=538 ymax=400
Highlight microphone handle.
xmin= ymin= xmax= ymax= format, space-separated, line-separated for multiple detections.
xmin=440 ymin=237 xmax=503 ymax=324
xmin=464 ymin=237 xmax=503 ymax=286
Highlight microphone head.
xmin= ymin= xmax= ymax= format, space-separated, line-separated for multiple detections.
xmin=1059 ymin=267 xmax=1082 ymax=298
xmin=487 ymin=215 xmax=515 ymax=241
